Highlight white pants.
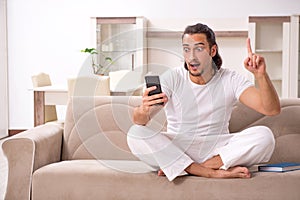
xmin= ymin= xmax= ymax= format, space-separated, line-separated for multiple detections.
xmin=127 ymin=125 xmax=275 ymax=181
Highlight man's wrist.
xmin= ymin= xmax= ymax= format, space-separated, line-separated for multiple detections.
xmin=138 ymin=106 xmax=150 ymax=121
xmin=254 ymin=72 xmax=268 ymax=81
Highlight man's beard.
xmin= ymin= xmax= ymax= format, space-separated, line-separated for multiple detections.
xmin=188 ymin=63 xmax=217 ymax=80
xmin=189 ymin=69 xmax=204 ymax=77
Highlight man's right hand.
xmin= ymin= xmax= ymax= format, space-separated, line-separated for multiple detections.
xmin=143 ymin=86 xmax=167 ymax=107
xmin=133 ymin=86 xmax=168 ymax=125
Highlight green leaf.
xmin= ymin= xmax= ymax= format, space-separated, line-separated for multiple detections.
xmin=81 ymin=48 xmax=98 ymax=54
xmin=105 ymin=57 xmax=112 ymax=62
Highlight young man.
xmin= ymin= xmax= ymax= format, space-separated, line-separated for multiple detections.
xmin=127 ymin=23 xmax=280 ymax=181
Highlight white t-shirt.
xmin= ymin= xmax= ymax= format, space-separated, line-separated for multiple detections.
xmin=160 ymin=67 xmax=253 ymax=136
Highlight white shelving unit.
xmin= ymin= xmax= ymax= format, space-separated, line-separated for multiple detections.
xmin=248 ymin=15 xmax=300 ymax=98
xmin=92 ymin=17 xmax=147 ymax=75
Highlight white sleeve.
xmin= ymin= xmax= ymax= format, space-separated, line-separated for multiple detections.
xmin=230 ymin=70 xmax=254 ymax=100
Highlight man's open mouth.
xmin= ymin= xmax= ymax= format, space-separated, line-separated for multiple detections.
xmin=189 ymin=63 xmax=200 ymax=70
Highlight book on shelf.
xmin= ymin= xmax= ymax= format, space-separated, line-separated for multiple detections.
xmin=258 ymin=162 xmax=300 ymax=172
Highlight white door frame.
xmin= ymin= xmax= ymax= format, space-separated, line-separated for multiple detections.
xmin=0 ymin=0 xmax=8 ymax=138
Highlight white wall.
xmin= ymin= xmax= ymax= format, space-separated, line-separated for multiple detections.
xmin=7 ymin=0 xmax=300 ymax=129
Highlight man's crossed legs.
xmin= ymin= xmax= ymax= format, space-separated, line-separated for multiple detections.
xmin=127 ymin=125 xmax=275 ymax=181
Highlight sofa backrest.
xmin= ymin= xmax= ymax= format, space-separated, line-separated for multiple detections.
xmin=63 ymin=96 xmax=139 ymax=160
xmin=63 ymin=96 xmax=300 ymax=164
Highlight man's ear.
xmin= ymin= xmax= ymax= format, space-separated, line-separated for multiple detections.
xmin=210 ymin=45 xmax=217 ymax=57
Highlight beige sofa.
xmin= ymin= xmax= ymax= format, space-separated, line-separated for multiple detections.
xmin=2 ymin=96 xmax=300 ymax=200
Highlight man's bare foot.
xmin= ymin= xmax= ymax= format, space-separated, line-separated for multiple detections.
xmin=157 ymin=169 xmax=165 ymax=176
xmin=185 ymin=162 xmax=251 ymax=179
xmin=214 ymin=166 xmax=251 ymax=178
xmin=200 ymin=155 xmax=251 ymax=178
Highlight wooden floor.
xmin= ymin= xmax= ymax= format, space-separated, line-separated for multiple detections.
xmin=0 ymin=137 xmax=8 ymax=200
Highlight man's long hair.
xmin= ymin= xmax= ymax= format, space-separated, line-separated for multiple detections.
xmin=182 ymin=23 xmax=222 ymax=70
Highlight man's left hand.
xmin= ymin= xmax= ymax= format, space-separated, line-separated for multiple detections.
xmin=244 ymin=38 xmax=266 ymax=79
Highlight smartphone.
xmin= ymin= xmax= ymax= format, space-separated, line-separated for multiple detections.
xmin=145 ymin=75 xmax=163 ymax=105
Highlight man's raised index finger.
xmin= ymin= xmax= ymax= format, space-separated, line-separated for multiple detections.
xmin=247 ymin=38 xmax=253 ymax=56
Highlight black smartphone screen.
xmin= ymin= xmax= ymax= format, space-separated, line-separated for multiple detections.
xmin=145 ymin=75 xmax=162 ymax=95
xmin=145 ymin=75 xmax=163 ymax=105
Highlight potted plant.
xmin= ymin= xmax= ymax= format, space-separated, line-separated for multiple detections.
xmin=81 ymin=48 xmax=112 ymax=75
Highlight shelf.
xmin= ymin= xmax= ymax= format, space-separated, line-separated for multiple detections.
xmin=146 ymin=30 xmax=248 ymax=38
xmin=255 ymin=49 xmax=282 ymax=53
xmin=249 ymin=16 xmax=291 ymax=23
xmin=146 ymin=31 xmax=181 ymax=38
xmin=95 ymin=17 xmax=137 ymax=24
xmin=215 ymin=31 xmax=248 ymax=37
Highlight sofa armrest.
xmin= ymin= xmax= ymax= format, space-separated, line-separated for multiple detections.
xmin=2 ymin=123 xmax=63 ymax=200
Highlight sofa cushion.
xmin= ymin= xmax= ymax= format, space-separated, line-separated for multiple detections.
xmin=32 ymin=160 xmax=300 ymax=200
